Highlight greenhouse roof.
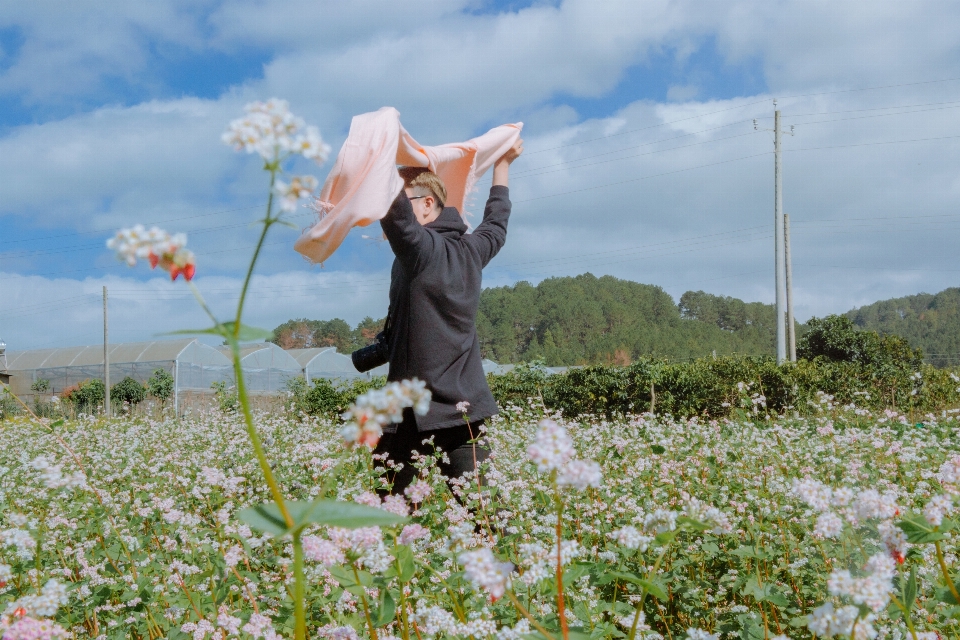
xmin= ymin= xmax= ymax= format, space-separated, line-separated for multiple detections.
xmin=217 ymin=343 xmax=301 ymax=371
xmin=4 ymin=339 xmax=229 ymax=371
xmin=286 ymin=347 xmax=337 ymax=368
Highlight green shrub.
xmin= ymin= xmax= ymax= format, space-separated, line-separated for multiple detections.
xmin=488 ymin=353 xmax=957 ymax=420
xmin=211 ymin=381 xmax=239 ymax=413
xmin=798 ymin=314 xmax=923 ymax=369
xmin=287 ymin=375 xmax=386 ymax=419
xmin=30 ymin=378 xmax=50 ymax=393
xmin=64 ymin=379 xmax=105 ymax=413
xmin=147 ymin=369 xmax=174 ymax=403
xmin=112 ymin=376 xmax=146 ymax=406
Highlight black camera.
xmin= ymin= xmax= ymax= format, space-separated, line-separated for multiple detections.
xmin=351 ymin=331 xmax=389 ymax=373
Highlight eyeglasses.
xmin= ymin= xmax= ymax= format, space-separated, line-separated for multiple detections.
xmin=408 ymin=195 xmax=428 ymax=201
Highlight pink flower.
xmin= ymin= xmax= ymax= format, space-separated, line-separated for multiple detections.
xmin=404 ymin=480 xmax=433 ymax=504
xmin=459 ymin=548 xmax=513 ymax=602
xmin=2 ymin=616 xmax=68 ymax=640
xmin=399 ymin=523 xmax=430 ymax=545
xmin=381 ymin=495 xmax=410 ymax=517
xmin=302 ymin=535 xmax=345 ymax=566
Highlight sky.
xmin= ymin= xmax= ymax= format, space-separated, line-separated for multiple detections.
xmin=2 ymin=0 xmax=960 ymax=353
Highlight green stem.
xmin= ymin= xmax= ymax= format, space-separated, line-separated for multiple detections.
xmin=413 ymin=557 xmax=468 ymax=622
xmin=234 ymin=166 xmax=277 ymax=333
xmin=889 ymin=594 xmax=918 ymax=640
xmin=506 ymin=590 xmax=557 ymax=639
xmin=935 ymin=541 xmax=960 ymax=604
xmin=553 ymin=482 xmax=570 ymax=640
xmin=628 ymin=544 xmax=672 ymax=640
xmin=353 ymin=564 xmax=379 ymax=640
xmin=293 ymin=531 xmax=306 ymax=640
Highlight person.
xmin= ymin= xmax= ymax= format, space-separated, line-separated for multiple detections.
xmin=372 ymin=138 xmax=524 ymax=497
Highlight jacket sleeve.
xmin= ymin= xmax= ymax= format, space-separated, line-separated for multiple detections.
xmin=380 ymin=189 xmax=438 ymax=276
xmin=464 ymin=185 xmax=511 ymax=267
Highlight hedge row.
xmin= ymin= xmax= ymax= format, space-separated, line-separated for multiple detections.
xmin=487 ymin=356 xmax=960 ymax=419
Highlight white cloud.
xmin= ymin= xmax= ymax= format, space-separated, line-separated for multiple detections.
xmin=0 ymin=269 xmax=391 ymax=351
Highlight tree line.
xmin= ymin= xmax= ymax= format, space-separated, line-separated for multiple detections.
xmin=269 ymin=273 xmax=959 ymax=366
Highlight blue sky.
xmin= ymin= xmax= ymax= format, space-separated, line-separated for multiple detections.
xmin=3 ymin=0 xmax=960 ymax=350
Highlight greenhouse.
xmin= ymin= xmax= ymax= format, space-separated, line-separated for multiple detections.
xmin=287 ymin=347 xmax=386 ymax=383
xmin=1 ymin=339 xmax=233 ymax=409
xmin=217 ymin=343 xmax=302 ymax=392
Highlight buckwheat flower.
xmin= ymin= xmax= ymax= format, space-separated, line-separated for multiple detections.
xmin=275 ymin=175 xmax=318 ymax=213
xmin=557 ymin=459 xmax=602 ymax=490
xmin=341 ymin=380 xmax=432 ymax=448
xmin=317 ymin=626 xmax=359 ymax=640
xmin=459 ymin=548 xmax=513 ymax=602
xmin=302 ymin=535 xmax=345 ymax=566
xmin=456 ymin=400 xmax=470 ymax=413
xmin=294 ymin=125 xmax=332 ymax=164
xmin=686 ymin=628 xmax=719 ymax=640
xmin=1 ymin=616 xmax=68 ymax=639
xmin=399 ymin=524 xmax=430 ymax=545
xmin=381 ymin=494 xmax=409 ymax=517
xmin=808 ymin=602 xmax=863 ymax=638
xmin=223 ymin=545 xmax=244 ymax=568
xmin=527 ymin=419 xmax=575 ymax=472
xmin=643 ymin=509 xmax=679 ymax=535
xmin=877 ymin=520 xmax=909 ymax=564
xmin=814 ymin=511 xmax=844 ymax=538
xmin=940 ymin=455 xmax=960 ymax=491
xmin=242 ymin=613 xmax=282 ymax=640
xmin=924 ymin=494 xmax=954 ymax=526
xmin=792 ymin=477 xmax=833 ymax=512
xmin=354 ymin=492 xmax=381 ymax=508
xmin=216 ymin=607 xmax=242 ymax=636
xmin=610 ymin=525 xmax=652 ymax=551
xmin=350 ymin=527 xmax=382 ymax=552
xmin=0 ymin=528 xmax=36 ymax=561
xmin=852 ymin=489 xmax=899 ymax=522
xmin=404 ymin=479 xmax=433 ymax=504
xmin=222 ymin=99 xmax=305 ymax=160
xmin=0 ymin=563 xmax=11 ymax=586
xmin=827 ymin=553 xmax=895 ymax=612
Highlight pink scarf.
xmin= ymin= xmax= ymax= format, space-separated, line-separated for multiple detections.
xmin=294 ymin=107 xmax=523 ymax=264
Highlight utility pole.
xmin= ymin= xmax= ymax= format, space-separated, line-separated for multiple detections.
xmin=784 ymin=213 xmax=796 ymax=362
xmin=103 ymin=285 xmax=110 ymax=418
xmin=773 ymin=108 xmax=787 ymax=364
xmin=756 ymin=102 xmax=794 ymax=364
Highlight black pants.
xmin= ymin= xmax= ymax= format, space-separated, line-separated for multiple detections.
xmin=373 ymin=409 xmax=489 ymax=497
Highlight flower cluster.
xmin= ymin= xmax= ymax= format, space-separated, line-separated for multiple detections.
xmin=221 ymin=98 xmax=330 ymax=163
xmin=458 ymin=547 xmax=513 ymax=601
xmin=526 ymin=418 xmax=602 ymax=490
xmin=275 ymin=175 xmax=319 ymax=213
xmin=107 ymin=225 xmax=196 ymax=281
xmin=340 ymin=379 xmax=431 ymax=448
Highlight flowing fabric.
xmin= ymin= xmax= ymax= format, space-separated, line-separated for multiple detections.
xmin=293 ymin=106 xmax=523 ymax=264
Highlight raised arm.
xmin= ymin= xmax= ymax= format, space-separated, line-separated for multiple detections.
xmin=466 ymin=138 xmax=523 ymax=266
xmin=380 ymin=190 xmax=437 ymax=275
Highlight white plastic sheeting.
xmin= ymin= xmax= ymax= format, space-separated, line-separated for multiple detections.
xmin=3 ymin=339 xmax=232 ymax=399
xmin=216 ymin=343 xmax=302 ymax=392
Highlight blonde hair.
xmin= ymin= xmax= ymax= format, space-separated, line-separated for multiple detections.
xmin=398 ymin=167 xmax=447 ymax=208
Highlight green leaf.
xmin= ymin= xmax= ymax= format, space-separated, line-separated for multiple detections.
xmin=897 ymin=513 xmax=947 ymax=544
xmin=654 ymin=529 xmax=679 ymax=545
xmin=788 ymin=616 xmax=809 ymax=628
xmin=373 ymin=589 xmax=396 ymax=627
xmin=238 ymin=503 xmax=290 ymax=536
xmin=677 ymin=515 xmax=711 ymax=532
xmin=904 ymin=565 xmax=917 ymax=612
xmin=637 ymin=578 xmax=668 ymax=601
xmin=650 ymin=445 xmax=666 ymax=455
xmin=162 ymin=322 xmax=273 ymax=343
xmin=238 ymin=499 xmax=407 ymax=537
xmin=394 ymin=545 xmax=416 ymax=582
xmin=298 ymin=500 xmax=407 ymax=529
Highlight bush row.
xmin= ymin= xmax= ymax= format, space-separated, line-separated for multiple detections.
xmin=488 ymin=355 xmax=960 ymax=419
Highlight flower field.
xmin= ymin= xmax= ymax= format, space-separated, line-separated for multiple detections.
xmin=4 ymin=398 xmax=960 ymax=640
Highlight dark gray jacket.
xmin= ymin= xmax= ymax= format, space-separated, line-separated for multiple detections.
xmin=380 ymin=185 xmax=511 ymax=431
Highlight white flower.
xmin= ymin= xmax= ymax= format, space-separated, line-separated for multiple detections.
xmin=792 ymin=477 xmax=833 ymax=512
xmin=924 ymin=494 xmax=954 ymax=526
xmin=643 ymin=509 xmax=679 ymax=535
xmin=808 ymin=603 xmax=869 ymax=639
xmin=557 ymin=459 xmax=602 ymax=490
xmin=341 ymin=379 xmax=432 ymax=448
xmin=294 ymin=125 xmax=332 ymax=164
xmin=610 ymin=526 xmax=652 ymax=551
xmin=527 ymin=419 xmax=575 ymax=472
xmin=456 ymin=400 xmax=471 ymax=413
xmin=275 ymin=175 xmax=319 ymax=213
xmin=107 ymin=225 xmax=196 ymax=281
xmin=877 ymin=520 xmax=909 ymax=564
xmin=814 ymin=512 xmax=844 ymax=538
xmin=459 ymin=548 xmax=513 ymax=601
xmin=940 ymin=455 xmax=960 ymax=490
xmin=827 ymin=553 xmax=896 ymax=612
xmin=686 ymin=628 xmax=719 ymax=640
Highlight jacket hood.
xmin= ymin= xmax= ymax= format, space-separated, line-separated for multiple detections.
xmin=426 ymin=207 xmax=467 ymax=236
